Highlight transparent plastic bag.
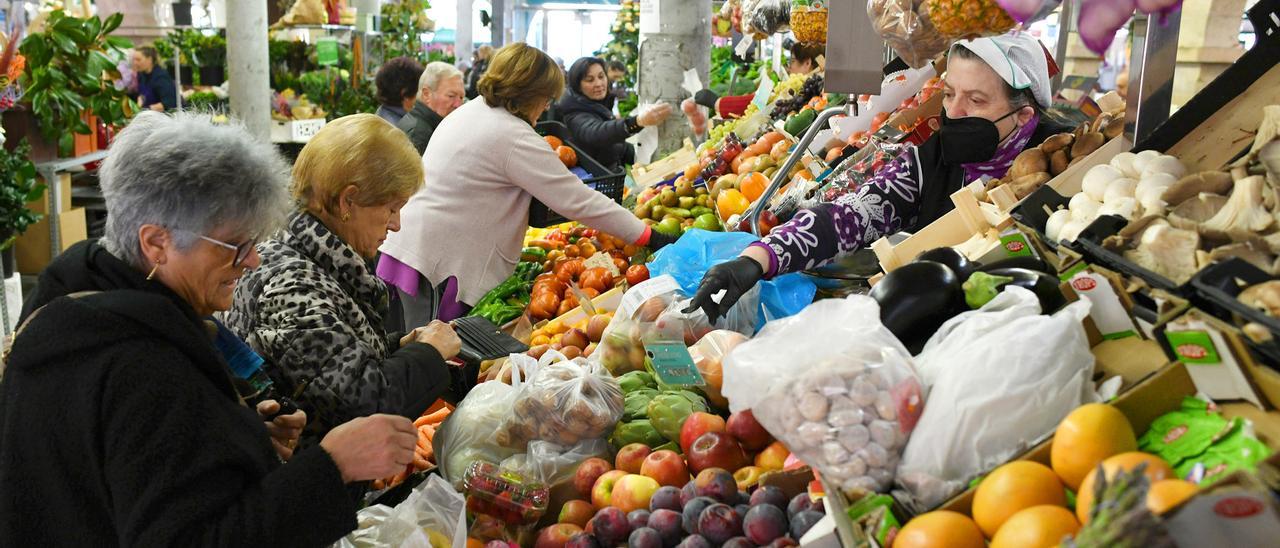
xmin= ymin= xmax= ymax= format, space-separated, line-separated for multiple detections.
xmin=742 ymin=0 xmax=791 ymax=37
xmin=336 ymin=474 xmax=467 ymax=548
xmin=689 ymin=330 xmax=751 ymax=410
xmin=724 ymin=296 xmax=926 ymax=494
xmin=434 ymin=364 xmax=534 ymax=485
xmin=500 ymin=439 xmax=611 ymax=486
xmin=868 ymin=0 xmax=950 ymax=69
xmin=896 ymin=288 xmax=1099 ymax=510
xmin=493 ymin=352 xmax=624 ymax=448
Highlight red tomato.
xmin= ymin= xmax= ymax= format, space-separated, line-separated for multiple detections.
xmin=625 ymin=265 xmax=650 ymax=286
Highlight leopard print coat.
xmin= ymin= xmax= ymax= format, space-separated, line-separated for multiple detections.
xmin=225 ymin=212 xmax=449 ymax=445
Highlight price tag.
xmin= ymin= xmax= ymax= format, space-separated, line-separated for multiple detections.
xmin=316 ymin=37 xmax=340 ymax=66
xmin=644 ymin=340 xmax=705 ymax=387
xmin=1165 ymin=330 xmax=1223 ymax=365
xmin=752 ymin=69 xmax=774 ymax=111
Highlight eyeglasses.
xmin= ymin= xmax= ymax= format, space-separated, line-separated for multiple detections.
xmin=184 ymin=232 xmax=258 ymax=267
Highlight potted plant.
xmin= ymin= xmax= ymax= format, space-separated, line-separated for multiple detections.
xmin=0 ymin=140 xmax=46 ymax=278
xmin=18 ymin=10 xmax=135 ymax=159
xmin=195 ymin=33 xmax=226 ymax=87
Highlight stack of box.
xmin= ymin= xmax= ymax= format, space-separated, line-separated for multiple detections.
xmin=15 ymin=172 xmax=88 ymax=274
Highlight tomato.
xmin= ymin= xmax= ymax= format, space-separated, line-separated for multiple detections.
xmin=626 ymin=265 xmax=650 ymax=286
xmin=528 ymin=292 xmax=560 ymax=320
xmin=578 ymin=241 xmax=597 ymax=259
xmin=613 ymin=257 xmax=630 ymax=273
xmin=578 ymin=267 xmax=612 ymax=293
xmin=563 ymin=244 xmax=582 ymax=258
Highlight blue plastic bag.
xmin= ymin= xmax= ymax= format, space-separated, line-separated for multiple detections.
xmin=648 ymin=229 xmax=817 ymax=332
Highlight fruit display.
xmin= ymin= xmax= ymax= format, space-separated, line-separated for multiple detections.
xmin=980 ymin=111 xmax=1124 ymax=206
xmin=523 ymin=226 xmax=646 ymax=321
xmin=1062 ymin=466 xmax=1174 ymax=548
xmin=493 ymin=357 xmax=624 ymax=448
xmin=527 ymin=312 xmax=614 ymax=363
xmin=631 ymin=178 xmax=722 ymax=237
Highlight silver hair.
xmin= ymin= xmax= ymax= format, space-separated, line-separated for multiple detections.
xmin=99 ymin=111 xmax=291 ymax=269
xmin=419 ymin=61 xmax=463 ymax=93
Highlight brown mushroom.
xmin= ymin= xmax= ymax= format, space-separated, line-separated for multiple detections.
xmin=1008 ymin=149 xmax=1048 ymax=179
xmin=1160 ymin=171 xmax=1234 ymax=207
xmin=1071 ymin=132 xmax=1106 ymax=158
xmin=1008 ymin=172 xmax=1052 ymax=199
xmin=1240 ymin=280 xmax=1280 ymax=317
xmin=1103 ymin=117 xmax=1125 ymax=140
xmin=1040 ymin=133 xmax=1075 ymax=154
xmin=1049 ymin=149 xmax=1070 ymax=176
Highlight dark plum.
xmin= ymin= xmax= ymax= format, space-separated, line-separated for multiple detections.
xmin=722 ymin=538 xmax=753 ymax=548
xmin=677 ymin=535 xmax=710 ymax=548
xmin=650 ymin=486 xmax=683 ymax=512
xmin=628 ymin=510 xmax=652 ymax=530
xmin=680 ymin=481 xmax=698 ymax=507
xmin=628 ymin=527 xmax=663 ymax=548
xmin=592 ymin=507 xmax=634 ymax=548
xmin=789 ymin=510 xmax=824 ymax=540
xmin=697 ymin=504 xmax=744 ymax=546
xmin=786 ymin=494 xmax=820 ymax=519
xmin=749 ymin=486 xmax=789 ymax=510
xmin=647 ymin=509 xmax=683 ymax=547
xmin=566 ymin=533 xmax=601 ymax=548
xmin=743 ymin=504 xmax=788 ymax=545
xmin=682 ymin=497 xmax=717 ymax=535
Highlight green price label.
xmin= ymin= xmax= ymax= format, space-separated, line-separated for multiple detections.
xmin=1165 ymin=330 xmax=1222 ymax=365
xmin=316 ymin=37 xmax=340 ymax=66
xmin=1000 ymin=232 xmax=1034 ymax=258
xmin=644 ymin=340 xmax=705 ymax=387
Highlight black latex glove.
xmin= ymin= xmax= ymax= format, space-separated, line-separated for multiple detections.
xmin=683 ymin=256 xmax=764 ymax=324
xmin=648 ymin=229 xmax=679 ymax=251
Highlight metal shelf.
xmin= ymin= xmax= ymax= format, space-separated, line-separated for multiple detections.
xmin=34 ymin=150 xmax=110 ymax=262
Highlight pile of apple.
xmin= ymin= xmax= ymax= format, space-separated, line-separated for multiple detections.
xmin=535 ymin=411 xmax=815 ymax=548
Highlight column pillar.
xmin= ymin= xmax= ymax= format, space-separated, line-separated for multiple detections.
xmin=637 ymin=0 xmax=712 ymax=155
xmin=226 ymin=0 xmax=271 ymax=141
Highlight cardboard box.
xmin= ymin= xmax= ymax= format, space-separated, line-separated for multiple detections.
xmin=30 ymin=173 xmax=73 ymax=215
xmin=15 ymin=208 xmax=88 ymax=274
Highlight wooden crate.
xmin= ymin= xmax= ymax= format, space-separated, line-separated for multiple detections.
xmin=630 ymin=139 xmax=697 ymax=189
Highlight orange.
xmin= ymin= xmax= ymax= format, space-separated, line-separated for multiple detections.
xmin=1051 ymin=403 xmax=1138 ymax=490
xmin=972 ymin=461 xmax=1067 ymax=538
xmin=990 ymin=505 xmax=1080 ymax=548
xmin=716 ymin=189 xmax=751 ymax=219
xmin=894 ymin=511 xmax=985 ymax=548
xmin=1147 ymin=479 xmax=1197 ymax=515
xmin=1076 ymin=452 xmax=1173 ymax=524
xmin=740 ymin=172 xmax=768 ymax=202
xmin=545 ymin=135 xmax=563 ymax=149
xmin=557 ymin=145 xmax=578 ymax=168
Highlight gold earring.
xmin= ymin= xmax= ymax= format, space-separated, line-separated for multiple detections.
xmin=146 ymin=263 xmax=159 ymax=280
xmin=342 ymin=213 xmax=351 ymax=222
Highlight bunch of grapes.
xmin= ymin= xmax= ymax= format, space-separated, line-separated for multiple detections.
xmin=769 ymin=74 xmax=825 ymax=119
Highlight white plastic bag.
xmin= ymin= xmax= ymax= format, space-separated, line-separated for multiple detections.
xmin=724 ymin=296 xmax=926 ymax=494
xmin=493 ymin=351 xmax=624 ymax=449
xmin=336 ymin=474 xmax=467 ymax=548
xmin=896 ymin=287 xmax=1099 ymax=510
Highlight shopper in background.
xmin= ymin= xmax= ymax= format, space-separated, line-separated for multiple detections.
xmin=788 ymin=41 xmax=825 ymax=75
xmin=227 ymin=114 xmax=465 ymax=449
xmin=374 ymin=56 xmax=425 ymax=125
xmin=397 ymin=61 xmax=466 ymax=155
xmin=465 ymin=45 xmax=494 ymax=99
xmin=131 ymin=45 xmax=177 ymax=112
xmin=559 ymin=56 xmax=672 ymax=170
xmin=379 ymin=43 xmax=678 ymax=327
xmin=0 ymin=112 xmax=413 ymax=545
xmin=607 ymin=59 xmax=629 ymax=101
xmin=690 ymin=32 xmax=1070 ymax=321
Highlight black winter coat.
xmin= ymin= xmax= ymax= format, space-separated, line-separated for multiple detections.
xmin=397 ymin=101 xmax=445 ymax=155
xmin=0 ymin=240 xmax=357 ymax=546
xmin=558 ymin=90 xmax=636 ymax=171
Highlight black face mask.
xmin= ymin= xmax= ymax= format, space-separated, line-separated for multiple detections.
xmin=938 ymin=109 xmax=1019 ymax=165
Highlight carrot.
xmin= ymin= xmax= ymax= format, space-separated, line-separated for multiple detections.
xmin=413 ymin=452 xmax=430 ymax=470
xmin=418 ymin=407 xmax=451 ymax=425
xmin=414 ymin=415 xmax=433 ymax=428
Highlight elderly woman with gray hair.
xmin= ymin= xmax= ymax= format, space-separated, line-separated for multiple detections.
xmin=0 ymin=112 xmax=418 ymax=546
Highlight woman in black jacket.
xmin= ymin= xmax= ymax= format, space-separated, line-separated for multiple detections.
xmin=0 ymin=112 xmax=417 ymax=546
xmin=558 ymin=56 xmax=672 ymax=170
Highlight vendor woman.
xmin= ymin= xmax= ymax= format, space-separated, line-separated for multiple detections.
xmin=689 ymin=33 xmax=1069 ymax=320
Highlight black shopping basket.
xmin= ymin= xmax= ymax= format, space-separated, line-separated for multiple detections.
xmin=529 ymin=121 xmax=626 ymax=228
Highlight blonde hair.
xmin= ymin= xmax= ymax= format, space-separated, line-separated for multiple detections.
xmin=478 ymin=43 xmax=564 ymax=122
xmin=291 ymin=114 xmax=424 ymax=215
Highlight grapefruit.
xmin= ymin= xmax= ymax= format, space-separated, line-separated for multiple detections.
xmin=972 ymin=461 xmax=1067 ymax=538
xmin=1076 ymin=452 xmax=1174 ymax=524
xmin=893 ymin=511 xmax=985 ymax=548
xmin=1051 ymin=403 xmax=1138 ymax=490
xmin=990 ymin=505 xmax=1080 ymax=548
xmin=1146 ymin=479 xmax=1198 ymax=515
xmin=716 ymin=189 xmax=750 ymax=219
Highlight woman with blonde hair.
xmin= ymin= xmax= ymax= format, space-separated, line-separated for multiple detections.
xmin=227 ymin=113 xmax=464 ymax=448
xmin=379 ymin=43 xmax=677 ymax=327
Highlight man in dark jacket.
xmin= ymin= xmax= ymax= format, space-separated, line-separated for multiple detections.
xmin=131 ymin=46 xmax=177 ymax=111
xmin=397 ymin=61 xmax=466 ymax=155
xmin=558 ymin=57 xmax=671 ymax=170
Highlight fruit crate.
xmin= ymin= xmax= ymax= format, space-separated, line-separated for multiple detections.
xmin=531 ymin=121 xmax=626 ymax=228
xmin=1190 ymin=259 xmax=1280 ymax=369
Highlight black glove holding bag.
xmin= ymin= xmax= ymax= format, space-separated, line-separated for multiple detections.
xmin=647 ymin=229 xmax=679 ymax=251
xmin=683 ymin=256 xmax=764 ymax=324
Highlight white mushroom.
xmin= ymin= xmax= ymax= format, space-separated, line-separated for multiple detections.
xmin=1141 ymin=155 xmax=1188 ymax=180
xmin=1045 ymin=209 xmax=1073 ymax=242
xmin=1131 ymin=150 xmax=1163 ymax=175
xmin=1110 ymin=152 xmax=1140 ymax=178
xmin=1103 ymin=178 xmax=1138 ymax=204
xmin=1123 ymin=221 xmax=1202 ymax=284
xmin=1082 ymin=164 xmax=1124 ymax=202
xmin=1070 ymin=193 xmax=1102 ymax=222
xmin=1135 ymin=173 xmax=1177 ymax=203
xmin=1097 ymin=197 xmax=1139 ymax=221
xmin=1060 ymin=220 xmax=1089 ymax=242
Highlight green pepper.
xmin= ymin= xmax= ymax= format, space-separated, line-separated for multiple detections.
xmin=623 ymin=389 xmax=659 ymax=421
xmin=647 ymin=392 xmax=709 ymax=442
xmin=611 ymin=419 xmax=666 ymax=448
xmin=618 ymin=371 xmax=658 ymax=394
xmin=521 ymin=247 xmax=548 ymax=262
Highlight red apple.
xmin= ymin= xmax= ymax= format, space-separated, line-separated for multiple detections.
xmin=680 ymin=412 xmax=727 ymax=454
xmin=558 ymin=500 xmax=595 ymax=528
xmin=611 ymin=474 xmax=661 ymax=513
xmin=535 ymin=524 xmax=584 ymax=548
xmin=726 ymin=410 xmax=773 ymax=451
xmin=615 ymin=443 xmax=652 ymax=474
xmin=592 ymin=470 xmax=627 ymax=509
xmin=640 ymin=449 xmax=691 ymax=487
xmin=687 ymin=432 xmax=749 ymax=475
xmin=574 ymin=457 xmax=613 ymax=498
xmin=754 ymin=441 xmax=790 ymax=472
